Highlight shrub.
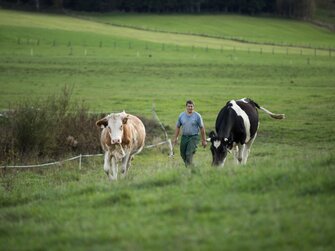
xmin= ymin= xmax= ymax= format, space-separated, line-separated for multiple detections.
xmin=0 ymin=86 xmax=168 ymax=165
xmin=0 ymin=86 xmax=101 ymax=164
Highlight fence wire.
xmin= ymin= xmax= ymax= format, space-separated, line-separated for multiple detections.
xmin=0 ymin=139 xmax=173 ymax=169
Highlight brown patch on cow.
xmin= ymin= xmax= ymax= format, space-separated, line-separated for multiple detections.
xmin=100 ymin=127 xmax=111 ymax=148
xmin=122 ymin=122 xmax=131 ymax=145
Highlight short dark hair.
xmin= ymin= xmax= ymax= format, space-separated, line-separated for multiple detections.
xmin=186 ymin=100 xmax=194 ymax=106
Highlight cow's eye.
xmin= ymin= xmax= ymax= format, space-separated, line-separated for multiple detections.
xmin=120 ymin=125 xmax=123 ymax=130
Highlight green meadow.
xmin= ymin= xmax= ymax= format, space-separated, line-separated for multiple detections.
xmin=0 ymin=9 xmax=335 ymax=251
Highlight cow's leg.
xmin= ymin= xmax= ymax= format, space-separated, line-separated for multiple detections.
xmin=237 ymin=143 xmax=245 ymax=164
xmin=242 ymin=133 xmax=257 ymax=165
xmin=109 ymin=156 xmax=118 ymax=181
xmin=121 ymin=153 xmax=131 ymax=176
xmin=103 ymin=151 xmax=111 ymax=177
xmin=126 ymin=154 xmax=134 ymax=170
xmin=232 ymin=143 xmax=240 ymax=164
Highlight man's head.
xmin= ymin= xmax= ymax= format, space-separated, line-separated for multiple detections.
xmin=186 ymin=100 xmax=195 ymax=114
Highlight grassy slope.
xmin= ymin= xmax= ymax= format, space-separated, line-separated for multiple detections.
xmin=77 ymin=12 xmax=335 ymax=48
xmin=0 ymin=9 xmax=334 ymax=251
xmin=1 ymin=9 xmax=335 ymax=52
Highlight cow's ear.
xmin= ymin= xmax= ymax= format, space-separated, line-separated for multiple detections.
xmin=96 ymin=118 xmax=108 ymax=128
xmin=209 ymin=131 xmax=216 ymax=139
xmin=122 ymin=115 xmax=129 ymax=124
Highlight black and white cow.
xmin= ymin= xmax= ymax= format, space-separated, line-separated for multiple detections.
xmin=208 ymin=98 xmax=285 ymax=167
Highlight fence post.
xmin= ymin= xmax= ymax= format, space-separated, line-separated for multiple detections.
xmin=79 ymin=154 xmax=82 ymax=170
xmin=168 ymin=139 xmax=173 ymax=157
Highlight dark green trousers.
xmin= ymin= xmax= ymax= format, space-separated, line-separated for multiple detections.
xmin=180 ymin=135 xmax=199 ymax=166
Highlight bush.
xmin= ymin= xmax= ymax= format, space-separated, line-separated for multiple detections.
xmin=0 ymin=86 xmax=102 ymax=164
xmin=0 ymin=86 xmax=168 ymax=165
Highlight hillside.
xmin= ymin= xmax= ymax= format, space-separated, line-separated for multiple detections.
xmin=73 ymin=12 xmax=335 ymax=48
xmin=0 ymin=9 xmax=334 ymax=251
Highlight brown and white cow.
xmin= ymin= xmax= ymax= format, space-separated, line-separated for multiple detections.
xmin=96 ymin=111 xmax=146 ymax=181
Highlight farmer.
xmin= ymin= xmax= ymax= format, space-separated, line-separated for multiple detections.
xmin=173 ymin=100 xmax=207 ymax=166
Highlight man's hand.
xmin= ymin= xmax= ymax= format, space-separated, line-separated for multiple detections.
xmin=172 ymin=138 xmax=178 ymax=147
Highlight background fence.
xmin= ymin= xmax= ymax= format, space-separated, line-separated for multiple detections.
xmin=13 ymin=37 xmax=335 ymax=58
xmin=0 ymin=139 xmax=173 ymax=170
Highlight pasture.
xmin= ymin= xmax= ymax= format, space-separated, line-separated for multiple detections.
xmin=0 ymin=9 xmax=335 ymax=251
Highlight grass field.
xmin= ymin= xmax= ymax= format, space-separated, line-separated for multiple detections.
xmin=76 ymin=12 xmax=335 ymax=48
xmin=0 ymin=9 xmax=335 ymax=251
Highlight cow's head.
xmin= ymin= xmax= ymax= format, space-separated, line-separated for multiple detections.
xmin=207 ymin=131 xmax=232 ymax=167
xmin=96 ymin=111 xmax=129 ymax=145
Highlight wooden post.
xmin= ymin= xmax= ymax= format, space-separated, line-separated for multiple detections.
xmin=79 ymin=154 xmax=82 ymax=170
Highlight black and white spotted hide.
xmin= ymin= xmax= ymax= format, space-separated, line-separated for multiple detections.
xmin=208 ymin=98 xmax=285 ymax=167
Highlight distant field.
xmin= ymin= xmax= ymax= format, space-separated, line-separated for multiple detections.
xmin=76 ymin=12 xmax=335 ymax=48
xmin=0 ymin=9 xmax=334 ymax=251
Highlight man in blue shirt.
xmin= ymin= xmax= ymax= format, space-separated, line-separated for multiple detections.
xmin=173 ymin=100 xmax=207 ymax=166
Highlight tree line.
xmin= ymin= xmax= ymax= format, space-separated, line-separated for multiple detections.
xmin=1 ymin=0 xmax=315 ymax=18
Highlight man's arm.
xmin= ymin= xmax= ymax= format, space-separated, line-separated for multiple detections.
xmin=173 ymin=126 xmax=180 ymax=146
xmin=200 ymin=127 xmax=207 ymax=147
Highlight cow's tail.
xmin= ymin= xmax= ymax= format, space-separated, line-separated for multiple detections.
xmin=259 ymin=106 xmax=285 ymax=119
xmin=251 ymin=99 xmax=285 ymax=119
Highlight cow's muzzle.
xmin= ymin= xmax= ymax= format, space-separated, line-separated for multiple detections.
xmin=111 ymin=138 xmax=122 ymax=144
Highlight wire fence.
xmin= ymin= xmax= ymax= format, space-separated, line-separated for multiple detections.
xmin=0 ymin=139 xmax=173 ymax=170
xmin=13 ymin=37 xmax=335 ymax=57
